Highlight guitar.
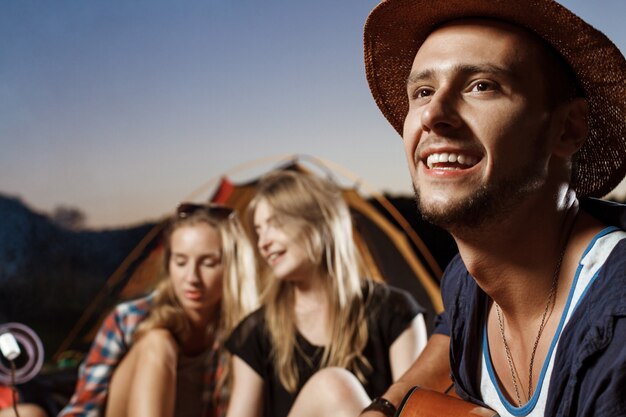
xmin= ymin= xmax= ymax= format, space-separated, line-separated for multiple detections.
xmin=396 ymin=386 xmax=498 ymax=417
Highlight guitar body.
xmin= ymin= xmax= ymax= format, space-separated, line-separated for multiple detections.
xmin=396 ymin=386 xmax=499 ymax=417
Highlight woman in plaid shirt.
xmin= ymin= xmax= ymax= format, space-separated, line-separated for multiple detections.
xmin=60 ymin=203 xmax=259 ymax=417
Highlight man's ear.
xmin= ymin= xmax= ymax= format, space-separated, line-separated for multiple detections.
xmin=552 ymin=97 xmax=588 ymax=158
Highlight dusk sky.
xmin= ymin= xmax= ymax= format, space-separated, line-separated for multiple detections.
xmin=2 ymin=0 xmax=625 ymax=228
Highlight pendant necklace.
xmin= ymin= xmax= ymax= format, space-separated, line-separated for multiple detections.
xmin=494 ymin=213 xmax=577 ymax=407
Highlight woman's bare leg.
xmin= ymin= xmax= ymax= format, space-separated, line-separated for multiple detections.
xmin=288 ymin=367 xmax=370 ymax=417
xmin=0 ymin=404 xmax=48 ymax=417
xmin=106 ymin=329 xmax=179 ymax=417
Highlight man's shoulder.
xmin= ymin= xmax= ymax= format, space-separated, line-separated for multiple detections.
xmin=584 ymin=227 xmax=626 ymax=281
xmin=584 ymin=231 xmax=626 ymax=301
xmin=563 ymin=230 xmax=626 ymax=341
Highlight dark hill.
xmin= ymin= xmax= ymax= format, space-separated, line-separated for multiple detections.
xmin=0 ymin=195 xmax=155 ymax=359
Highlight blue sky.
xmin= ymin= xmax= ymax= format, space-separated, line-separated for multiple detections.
xmin=2 ymin=0 xmax=625 ymax=228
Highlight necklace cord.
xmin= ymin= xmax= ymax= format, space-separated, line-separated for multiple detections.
xmin=494 ymin=210 xmax=578 ymax=407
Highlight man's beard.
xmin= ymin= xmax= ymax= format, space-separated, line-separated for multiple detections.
xmin=414 ymin=160 xmax=547 ymax=231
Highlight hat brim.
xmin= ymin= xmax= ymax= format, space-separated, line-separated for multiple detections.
xmin=364 ymin=0 xmax=626 ymax=198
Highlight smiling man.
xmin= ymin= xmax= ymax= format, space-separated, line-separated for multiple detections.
xmin=360 ymin=1 xmax=626 ymax=416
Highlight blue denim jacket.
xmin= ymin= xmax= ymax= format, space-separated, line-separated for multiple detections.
xmin=436 ymin=199 xmax=626 ymax=416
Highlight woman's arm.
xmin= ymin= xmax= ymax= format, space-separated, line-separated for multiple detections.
xmin=362 ymin=333 xmax=451 ymax=417
xmin=225 ymin=355 xmax=264 ymax=417
xmin=389 ymin=313 xmax=428 ymax=381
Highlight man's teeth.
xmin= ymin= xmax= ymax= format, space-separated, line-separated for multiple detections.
xmin=426 ymin=152 xmax=478 ymax=169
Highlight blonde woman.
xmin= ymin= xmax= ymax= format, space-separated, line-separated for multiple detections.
xmin=60 ymin=203 xmax=258 ymax=417
xmin=226 ymin=171 xmax=427 ymax=417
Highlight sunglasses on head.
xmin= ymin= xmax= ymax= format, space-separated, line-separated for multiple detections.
xmin=176 ymin=202 xmax=235 ymax=220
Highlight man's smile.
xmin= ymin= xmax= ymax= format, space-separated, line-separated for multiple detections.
xmin=425 ymin=152 xmax=479 ymax=170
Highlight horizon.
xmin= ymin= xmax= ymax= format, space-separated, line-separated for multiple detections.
xmin=2 ymin=0 xmax=625 ymax=228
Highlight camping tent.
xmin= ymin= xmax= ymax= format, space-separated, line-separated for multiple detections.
xmin=54 ymin=155 xmax=448 ymax=360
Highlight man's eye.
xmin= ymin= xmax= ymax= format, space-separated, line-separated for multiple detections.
xmin=470 ymin=81 xmax=494 ymax=92
xmin=414 ymin=88 xmax=433 ymax=98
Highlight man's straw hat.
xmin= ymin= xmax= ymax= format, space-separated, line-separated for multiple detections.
xmin=364 ymin=0 xmax=626 ymax=198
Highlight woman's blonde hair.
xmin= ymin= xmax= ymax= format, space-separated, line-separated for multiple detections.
xmin=247 ymin=170 xmax=371 ymax=392
xmin=135 ymin=204 xmax=258 ymax=401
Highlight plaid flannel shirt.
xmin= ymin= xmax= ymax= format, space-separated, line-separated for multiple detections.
xmin=59 ymin=294 xmax=227 ymax=417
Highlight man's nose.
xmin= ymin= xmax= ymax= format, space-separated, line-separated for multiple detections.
xmin=420 ymin=88 xmax=462 ymax=133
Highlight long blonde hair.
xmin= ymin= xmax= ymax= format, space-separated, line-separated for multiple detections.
xmin=135 ymin=204 xmax=258 ymax=398
xmin=247 ymin=170 xmax=371 ymax=392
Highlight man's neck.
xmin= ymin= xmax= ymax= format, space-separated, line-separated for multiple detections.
xmin=452 ymin=187 xmax=579 ymax=321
